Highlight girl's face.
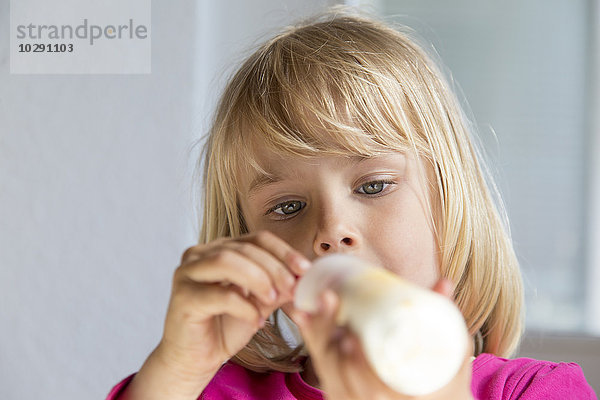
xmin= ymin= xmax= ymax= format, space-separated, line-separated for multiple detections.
xmin=239 ymin=149 xmax=441 ymax=289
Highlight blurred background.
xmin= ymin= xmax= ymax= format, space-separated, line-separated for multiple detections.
xmin=1 ymin=0 xmax=598 ymax=398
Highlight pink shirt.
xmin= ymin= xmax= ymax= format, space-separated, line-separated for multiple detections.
xmin=107 ymin=353 xmax=597 ymax=399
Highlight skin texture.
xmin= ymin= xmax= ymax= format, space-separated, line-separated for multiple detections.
xmin=120 ymin=150 xmax=474 ymax=400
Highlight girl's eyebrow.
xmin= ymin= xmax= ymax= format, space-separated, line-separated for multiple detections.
xmin=246 ymin=156 xmax=373 ymax=197
xmin=247 ymin=173 xmax=283 ymax=197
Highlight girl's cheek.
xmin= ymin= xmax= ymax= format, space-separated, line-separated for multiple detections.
xmin=263 ymin=217 xmax=305 ymax=238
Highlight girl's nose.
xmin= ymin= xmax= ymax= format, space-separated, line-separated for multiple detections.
xmin=313 ymin=223 xmax=360 ymax=256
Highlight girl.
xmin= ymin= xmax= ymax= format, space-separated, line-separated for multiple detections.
xmin=108 ymin=10 xmax=596 ymax=400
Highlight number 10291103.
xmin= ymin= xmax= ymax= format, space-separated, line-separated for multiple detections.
xmin=18 ymin=43 xmax=74 ymax=53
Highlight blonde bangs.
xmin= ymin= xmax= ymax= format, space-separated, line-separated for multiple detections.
xmin=219 ymin=17 xmax=446 ymax=183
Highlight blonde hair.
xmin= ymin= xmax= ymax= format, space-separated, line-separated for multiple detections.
xmin=197 ymin=9 xmax=524 ymax=373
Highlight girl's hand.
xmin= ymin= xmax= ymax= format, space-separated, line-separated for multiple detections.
xmin=122 ymin=231 xmax=310 ymax=400
xmin=291 ymin=279 xmax=475 ymax=400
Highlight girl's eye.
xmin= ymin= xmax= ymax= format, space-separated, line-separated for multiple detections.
xmin=357 ymin=180 xmax=393 ymax=195
xmin=269 ymin=200 xmax=305 ymax=216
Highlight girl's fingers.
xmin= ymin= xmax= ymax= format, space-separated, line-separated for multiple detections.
xmin=294 ymin=290 xmax=403 ymax=400
xmin=335 ymin=333 xmax=373 ymax=398
xmin=178 ymin=231 xmax=311 ymax=304
xmin=182 ymin=231 xmax=310 ymax=277
xmin=338 ymin=333 xmax=402 ymax=399
xmin=295 ymin=290 xmax=338 ymax=350
xmin=176 ymin=249 xmax=278 ymax=306
xmin=240 ymin=230 xmax=311 ymax=276
xmin=222 ymin=240 xmax=297 ymax=300
xmin=172 ymin=281 xmax=263 ymax=328
xmin=294 ymin=290 xmax=358 ymax=398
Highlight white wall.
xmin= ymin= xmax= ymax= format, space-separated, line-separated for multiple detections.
xmin=0 ymin=1 xmax=335 ymax=398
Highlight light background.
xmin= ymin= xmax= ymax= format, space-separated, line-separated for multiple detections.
xmin=0 ymin=0 xmax=598 ymax=398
